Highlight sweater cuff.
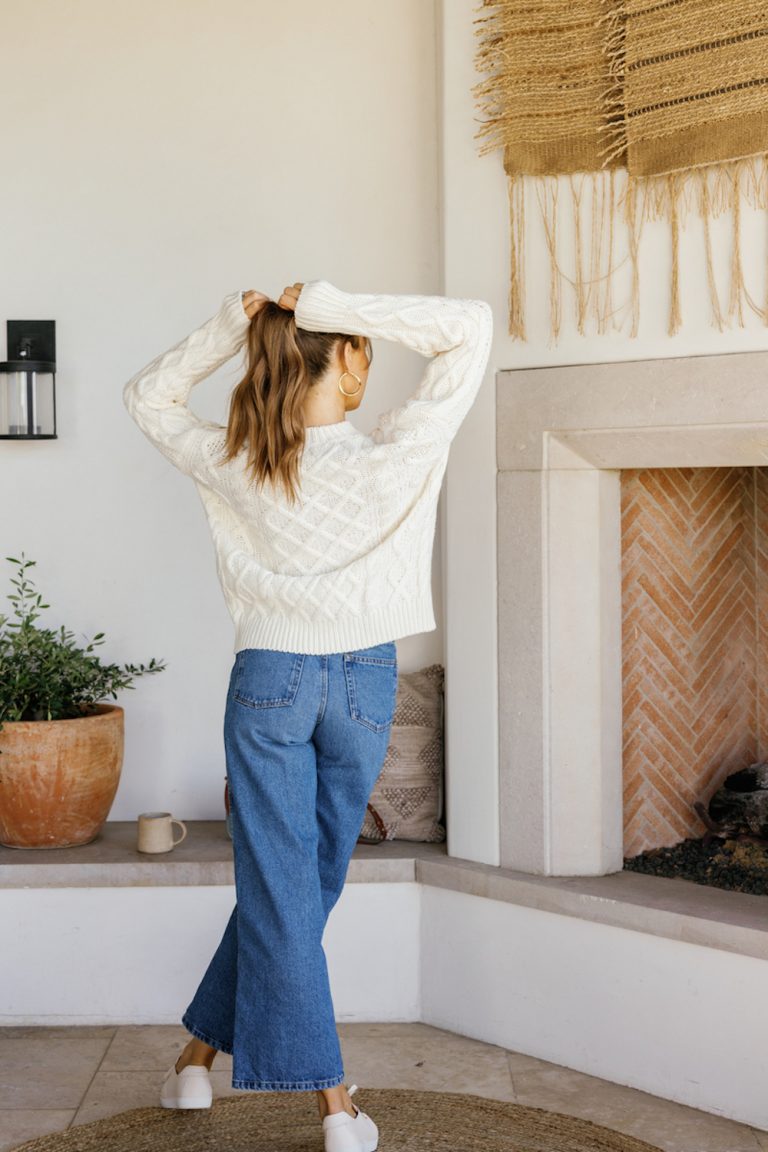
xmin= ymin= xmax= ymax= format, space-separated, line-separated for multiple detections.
xmin=222 ymin=290 xmax=252 ymax=334
xmin=294 ymin=280 xmax=357 ymax=334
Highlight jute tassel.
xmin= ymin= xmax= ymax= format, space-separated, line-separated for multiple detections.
xmin=507 ymin=172 xmax=526 ymax=339
xmin=535 ymin=176 xmax=562 ymax=344
xmin=591 ymin=168 xmax=619 ymax=334
xmin=725 ymin=163 xmax=752 ymax=328
xmin=731 ymin=157 xmax=768 ymax=323
xmin=589 ymin=172 xmax=603 ymax=332
xmin=668 ymin=172 xmax=682 ymax=337
xmin=534 ymin=169 xmax=624 ymax=343
xmin=623 ymin=175 xmax=643 ymax=338
xmin=584 ymin=169 xmax=619 ymax=335
xmin=569 ymin=174 xmax=588 ymax=335
xmin=602 ymin=168 xmax=617 ymax=334
xmin=508 ymin=153 xmax=768 ymax=341
xmin=742 ymin=155 xmax=768 ymax=212
xmin=697 ymin=168 xmax=725 ymax=332
xmin=732 ymin=159 xmax=768 ymax=324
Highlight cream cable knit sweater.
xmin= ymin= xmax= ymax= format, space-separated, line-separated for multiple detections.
xmin=123 ymin=280 xmax=493 ymax=655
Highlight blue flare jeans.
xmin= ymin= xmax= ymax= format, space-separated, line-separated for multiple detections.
xmin=180 ymin=640 xmax=398 ymax=1091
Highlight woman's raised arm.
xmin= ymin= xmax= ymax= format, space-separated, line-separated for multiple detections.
xmin=294 ymin=280 xmax=493 ymax=459
xmin=122 ymin=291 xmax=265 ymax=478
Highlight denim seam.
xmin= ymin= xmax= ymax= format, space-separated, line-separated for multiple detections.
xmin=233 ymin=693 xmax=296 ymax=709
xmin=316 ymin=654 xmax=328 ymax=726
xmin=232 ymin=1072 xmax=345 ymax=1091
xmin=181 ymin=1012 xmax=234 ymax=1056
xmin=345 ymin=657 xmax=397 ymax=666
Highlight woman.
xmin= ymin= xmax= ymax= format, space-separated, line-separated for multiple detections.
xmin=122 ymin=278 xmax=493 ymax=1151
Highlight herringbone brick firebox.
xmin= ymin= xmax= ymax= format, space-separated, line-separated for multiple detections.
xmin=622 ymin=466 xmax=768 ymax=857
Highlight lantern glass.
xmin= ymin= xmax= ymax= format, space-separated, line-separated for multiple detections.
xmin=0 ymin=368 xmax=56 ymax=438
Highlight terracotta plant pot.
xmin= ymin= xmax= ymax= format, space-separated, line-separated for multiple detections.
xmin=0 ymin=704 xmax=124 ymax=849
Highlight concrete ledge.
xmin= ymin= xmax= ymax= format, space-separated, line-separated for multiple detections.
xmin=0 ymin=821 xmax=441 ymax=887
xmin=417 ymin=856 xmax=768 ymax=963
xmin=2 ymin=821 xmax=766 ymax=962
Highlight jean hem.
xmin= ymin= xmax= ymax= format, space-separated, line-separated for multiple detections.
xmin=232 ymin=1072 xmax=345 ymax=1091
xmin=181 ymin=1012 xmax=234 ymax=1056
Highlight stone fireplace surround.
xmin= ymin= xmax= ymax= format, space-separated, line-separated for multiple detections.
xmin=497 ymin=348 xmax=768 ymax=877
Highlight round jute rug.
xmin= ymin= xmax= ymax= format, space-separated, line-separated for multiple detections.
xmin=10 ymin=1088 xmax=666 ymax=1152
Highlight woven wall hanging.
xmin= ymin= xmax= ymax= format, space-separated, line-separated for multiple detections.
xmin=474 ymin=0 xmax=768 ymax=340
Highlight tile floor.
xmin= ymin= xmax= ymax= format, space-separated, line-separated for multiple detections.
xmin=0 ymin=1023 xmax=765 ymax=1152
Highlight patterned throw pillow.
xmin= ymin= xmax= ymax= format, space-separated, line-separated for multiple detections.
xmin=357 ymin=663 xmax=446 ymax=844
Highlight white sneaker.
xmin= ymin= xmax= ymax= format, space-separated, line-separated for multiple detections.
xmin=159 ymin=1061 xmax=213 ymax=1109
xmin=322 ymin=1084 xmax=378 ymax=1152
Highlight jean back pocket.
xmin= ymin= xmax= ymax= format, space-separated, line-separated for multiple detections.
xmin=232 ymin=649 xmax=305 ymax=709
xmin=343 ymin=644 xmax=398 ymax=732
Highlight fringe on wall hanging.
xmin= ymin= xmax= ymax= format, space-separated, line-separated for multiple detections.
xmin=473 ymin=0 xmax=768 ymax=341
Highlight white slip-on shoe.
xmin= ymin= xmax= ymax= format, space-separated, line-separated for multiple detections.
xmin=322 ymin=1084 xmax=378 ymax=1152
xmin=159 ymin=1061 xmax=213 ymax=1109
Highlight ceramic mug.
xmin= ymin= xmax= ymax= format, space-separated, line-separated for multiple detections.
xmin=137 ymin=811 xmax=187 ymax=854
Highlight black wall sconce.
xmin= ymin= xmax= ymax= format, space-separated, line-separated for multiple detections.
xmin=0 ymin=319 xmax=57 ymax=439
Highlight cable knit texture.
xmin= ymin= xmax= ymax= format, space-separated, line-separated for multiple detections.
xmin=123 ymin=281 xmax=493 ymax=654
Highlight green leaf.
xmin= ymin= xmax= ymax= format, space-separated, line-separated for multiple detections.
xmin=0 ymin=555 xmax=166 ymax=736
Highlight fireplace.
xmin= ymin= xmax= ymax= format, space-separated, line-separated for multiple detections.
xmin=621 ymin=465 xmax=768 ymax=857
xmin=496 ymin=349 xmax=768 ymax=876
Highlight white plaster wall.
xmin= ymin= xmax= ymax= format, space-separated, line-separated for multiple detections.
xmin=421 ymin=886 xmax=768 ymax=1130
xmin=439 ymin=0 xmax=768 ymax=867
xmin=0 ymin=883 xmax=421 ymax=1025
xmin=0 ymin=1 xmax=441 ymax=821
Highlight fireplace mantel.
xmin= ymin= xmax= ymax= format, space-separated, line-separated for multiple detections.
xmin=496 ymin=349 xmax=768 ymax=877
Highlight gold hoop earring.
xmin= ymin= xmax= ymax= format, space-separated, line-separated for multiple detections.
xmin=338 ymin=371 xmax=362 ymax=397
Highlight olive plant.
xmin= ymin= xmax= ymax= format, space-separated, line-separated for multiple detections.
xmin=0 ymin=554 xmax=165 ymax=732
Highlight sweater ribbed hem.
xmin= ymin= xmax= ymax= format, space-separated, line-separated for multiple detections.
xmin=232 ymin=598 xmax=436 ymax=655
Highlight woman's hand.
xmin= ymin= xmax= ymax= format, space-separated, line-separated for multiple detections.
xmin=242 ymin=290 xmax=270 ymax=319
xmin=277 ymin=283 xmax=304 ymax=312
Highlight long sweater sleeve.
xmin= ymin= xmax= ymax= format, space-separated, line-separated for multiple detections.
xmin=122 ymin=290 xmax=251 ymax=477
xmin=294 ymin=280 xmax=493 ymax=457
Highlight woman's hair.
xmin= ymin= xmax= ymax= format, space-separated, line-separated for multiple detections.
xmin=219 ymin=302 xmax=371 ymax=505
